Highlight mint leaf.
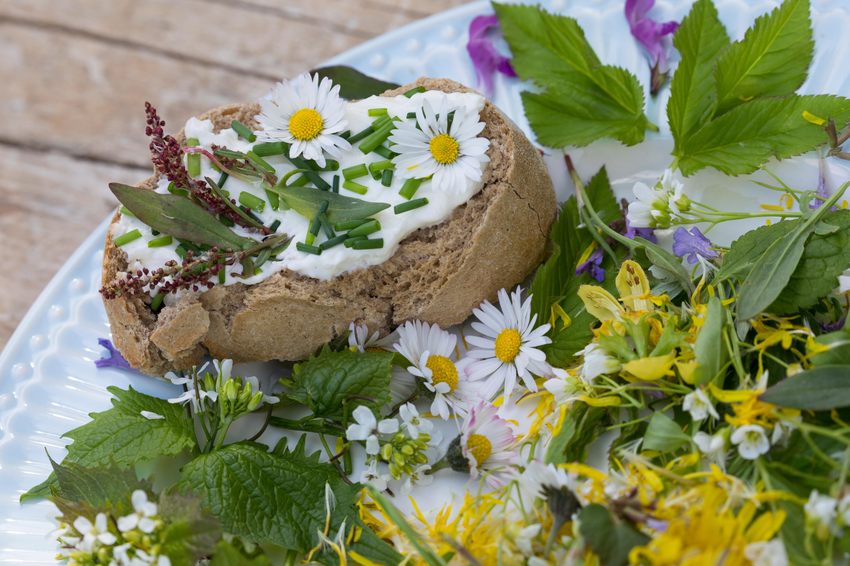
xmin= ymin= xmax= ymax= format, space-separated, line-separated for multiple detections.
xmin=712 ymin=0 xmax=814 ymax=117
xmin=579 ymin=504 xmax=650 ymax=566
xmin=667 ymin=0 xmax=729 ymax=153
xmin=311 ymin=66 xmax=399 ymax=100
xmin=289 ymin=346 xmax=393 ymax=421
xmin=678 ymin=95 xmax=850 ymax=176
xmin=179 ymin=438 xmax=401 ymax=566
xmin=495 ymin=3 xmax=649 ymax=147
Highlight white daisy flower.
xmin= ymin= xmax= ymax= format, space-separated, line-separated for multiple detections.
xmin=399 ymin=464 xmax=434 ymax=495
xmin=731 ymin=424 xmax=770 ymax=460
xmin=348 ymin=323 xmax=396 ymax=353
xmin=117 ymin=490 xmax=159 ymax=534
xmin=394 ymin=320 xmax=479 ymax=419
xmin=346 ymin=405 xmax=399 ymax=455
xmin=398 ymin=403 xmax=433 ymax=440
xmin=73 ymin=512 xmax=116 ymax=552
xmin=389 ymin=95 xmax=490 ymax=195
xmin=682 ymin=388 xmax=719 ymax=421
xmin=255 ymin=73 xmax=351 ymax=168
xmin=465 ymin=287 xmax=553 ymax=401
xmin=460 ymin=400 xmax=519 ymax=487
xmin=518 ymin=460 xmax=580 ymax=504
xmin=693 ymin=430 xmax=728 ymax=470
xmin=543 ymin=368 xmax=584 ymax=407
xmin=744 ymin=539 xmax=788 ymax=566
xmin=577 ymin=343 xmax=620 ymax=383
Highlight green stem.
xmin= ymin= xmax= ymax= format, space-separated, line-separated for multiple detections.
xmin=284 ymin=549 xmax=298 ymax=566
xmin=646 ymin=120 xmax=660 ymax=132
xmin=212 ymin=415 xmax=235 ymax=452
xmin=269 ymin=417 xmax=347 ymax=437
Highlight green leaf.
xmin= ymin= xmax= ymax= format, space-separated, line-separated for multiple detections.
xmin=545 ymin=403 xmax=610 ymax=465
xmin=179 ymin=438 xmax=401 ymax=565
xmin=110 ymin=183 xmax=254 ymax=251
xmin=643 ymin=412 xmax=691 ymax=453
xmin=157 ymin=491 xmax=222 ymax=565
xmin=717 ymin=220 xmax=797 ymax=282
xmin=22 ymin=386 xmax=197 ymax=501
xmin=693 ymin=296 xmax=728 ymax=385
xmin=638 ymin=237 xmax=697 ymax=295
xmin=712 ymin=0 xmax=813 ymax=117
xmin=49 ymin=457 xmax=149 ymax=513
xmin=810 ymin=329 xmax=850 ymax=366
xmin=289 ymin=346 xmax=393 ymax=421
xmin=667 ymin=0 xmax=729 ymax=153
xmin=578 ymin=504 xmax=650 ymax=566
xmin=759 ymin=366 xmax=850 ymax=410
xmin=210 ymin=540 xmax=271 ymax=566
xmin=268 ymin=184 xmax=390 ymax=224
xmin=678 ymin=95 xmax=850 ymax=176
xmin=494 ymin=3 xmax=649 ymax=147
xmin=311 ymin=66 xmax=399 ymax=100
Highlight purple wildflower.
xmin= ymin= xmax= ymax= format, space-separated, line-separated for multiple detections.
xmin=467 ymin=15 xmax=517 ymax=95
xmin=625 ymin=0 xmax=679 ymax=95
xmin=626 ymin=214 xmax=657 ymax=244
xmin=810 ymin=154 xmax=837 ymax=211
xmin=576 ymin=247 xmax=605 ymax=282
xmin=94 ymin=338 xmax=138 ymax=372
xmin=672 ymin=227 xmax=718 ymax=264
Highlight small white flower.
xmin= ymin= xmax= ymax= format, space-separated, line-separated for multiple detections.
xmin=360 ymin=460 xmax=391 ymax=491
xmin=117 ymin=490 xmax=159 ymax=534
xmin=731 ymin=425 xmax=770 ymax=460
xmin=543 ymin=368 xmax=584 ymax=407
xmin=348 ymin=323 xmax=396 ymax=353
xmin=255 ymin=73 xmax=351 ymax=168
xmin=693 ymin=430 xmax=728 ymax=470
xmin=242 ymin=375 xmax=280 ymax=407
xmin=140 ymin=411 xmax=164 ymax=420
xmin=459 ymin=401 xmax=519 ymax=488
xmin=577 ymin=343 xmax=620 ymax=383
xmin=73 ymin=512 xmax=116 ymax=552
xmin=346 ymin=405 xmax=398 ymax=455
xmin=400 ymin=464 xmax=434 ymax=495
xmin=744 ymin=539 xmax=789 ymax=566
xmin=390 ymin=94 xmax=490 ymax=195
xmin=626 ymin=169 xmax=685 ymax=229
xmin=166 ymin=369 xmax=217 ymax=414
xmin=837 ymin=493 xmax=850 ymax=527
xmin=682 ymin=388 xmax=719 ymax=421
xmin=805 ymin=490 xmax=838 ymax=540
xmin=398 ymin=403 xmax=433 ymax=440
xmin=771 ymin=415 xmax=801 ymax=446
xmin=518 ymin=460 xmax=579 ymax=505
xmin=155 ymin=557 xmax=172 ymax=566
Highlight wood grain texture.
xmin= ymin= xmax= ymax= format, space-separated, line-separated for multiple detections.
xmin=0 ymin=0 xmax=477 ymax=351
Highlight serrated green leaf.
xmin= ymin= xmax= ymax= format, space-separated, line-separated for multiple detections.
xmin=178 ymin=438 xmax=401 ymax=565
xmin=289 ymin=347 xmax=393 ymax=421
xmin=311 ymin=66 xmax=399 ymax=100
xmin=712 ymin=0 xmax=814 ymax=118
xmin=759 ymin=366 xmax=850 ymax=410
xmin=545 ymin=403 xmax=610 ymax=465
xmin=667 ymin=0 xmax=729 ymax=153
xmin=210 ymin=540 xmax=271 ymax=566
xmin=678 ymin=95 xmax=850 ymax=176
xmin=717 ymin=220 xmax=797 ymax=282
xmin=158 ymin=491 xmax=222 ymax=565
xmin=578 ymin=504 xmax=650 ymax=566
xmin=49 ymin=457 xmax=149 ymax=513
xmin=693 ymin=296 xmax=728 ymax=385
xmin=643 ymin=412 xmax=691 ymax=453
xmin=494 ymin=3 xmax=649 ymax=147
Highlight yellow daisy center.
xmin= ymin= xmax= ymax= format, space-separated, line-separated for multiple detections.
xmin=429 ymin=134 xmax=460 ymax=164
xmin=426 ymin=355 xmax=459 ymax=392
xmin=466 ymin=433 xmax=492 ymax=464
xmin=494 ymin=328 xmax=522 ymax=363
xmin=289 ymin=108 xmax=324 ymax=141
xmin=365 ymin=347 xmax=388 ymax=353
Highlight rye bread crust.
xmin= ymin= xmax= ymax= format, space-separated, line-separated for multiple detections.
xmin=102 ymin=78 xmax=556 ymax=376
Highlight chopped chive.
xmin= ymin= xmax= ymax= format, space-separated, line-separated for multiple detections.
xmin=342 ymin=163 xmax=369 ymax=180
xmin=148 ymin=235 xmax=173 ymax=248
xmin=151 ymin=293 xmax=165 ymax=310
xmin=342 ymin=180 xmax=368 ymax=195
xmin=269 ymin=219 xmax=281 ymax=232
xmin=219 ymin=215 xmax=234 ymax=227
xmin=334 ymin=218 xmax=369 ymax=232
xmin=239 ymin=192 xmax=266 ymax=212
xmin=404 ymin=86 xmax=425 ymax=98
xmin=371 ymin=115 xmax=391 ymax=130
xmin=309 ymin=220 xmax=322 ymax=237
xmin=406 ymin=112 xmax=417 ymax=119
xmin=372 ymin=145 xmax=397 ymax=160
xmin=119 ymin=206 xmax=136 ymax=218
xmin=296 ymin=242 xmax=322 ymax=255
xmin=359 ymin=121 xmax=397 ymax=155
xmin=167 ymin=182 xmax=189 ymax=198
xmin=252 ymin=141 xmax=287 ymax=157
xmin=332 ymin=175 xmax=340 ymax=193
xmin=344 ymin=235 xmax=368 ymax=248
xmin=214 ymin=148 xmax=246 ymax=160
xmin=347 ymin=125 xmax=375 ymax=145
xmin=347 ymin=219 xmax=380 ymax=238
xmin=265 ymin=189 xmax=280 ymax=210
xmin=186 ymin=138 xmax=201 ymax=177
xmin=353 ymin=238 xmax=384 ymax=250
xmin=246 ymin=150 xmax=275 ymax=174
xmin=305 ymin=233 xmax=316 ymax=246
xmin=176 ymin=239 xmax=201 ymax=254
xmin=318 ymin=200 xmax=330 ymax=214
xmin=368 ymin=108 xmax=388 ymax=116
xmin=320 ymin=234 xmax=349 ymax=251
xmin=175 ymin=245 xmax=188 ymax=261
xmin=231 ymin=120 xmax=257 ymax=142
xmin=290 ymin=174 xmax=311 ymax=187
xmin=217 ymin=171 xmax=229 ymax=189
xmin=319 ymin=213 xmax=335 ymax=238
xmin=151 ymin=229 xmax=160 ymax=236
xmin=218 ymin=269 xmax=226 ymax=284
xmin=316 ymin=160 xmax=339 ymax=171
xmin=399 ymin=178 xmax=422 ymax=200
xmin=282 ymin=149 xmax=331 ymax=190
xmin=114 ymin=230 xmax=142 ymax=247
xmin=369 ymin=160 xmax=394 ymax=174
xmin=340 ymin=130 xmax=351 ymax=140
xmin=381 ymin=169 xmax=394 ymax=187
xmin=395 ymin=198 xmax=428 ymax=214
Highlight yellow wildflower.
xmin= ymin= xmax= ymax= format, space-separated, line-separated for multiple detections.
xmin=622 ymin=353 xmax=676 ymax=381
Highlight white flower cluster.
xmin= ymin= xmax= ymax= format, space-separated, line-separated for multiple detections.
xmin=166 ymin=359 xmax=278 ymax=417
xmin=804 ymin=489 xmax=850 ymax=541
xmin=626 ymin=169 xmax=689 ymax=230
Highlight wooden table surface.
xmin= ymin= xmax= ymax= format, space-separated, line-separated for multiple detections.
xmin=0 ymin=0 xmax=477 ymax=351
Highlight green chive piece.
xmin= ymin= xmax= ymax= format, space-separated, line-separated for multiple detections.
xmin=369 ymin=160 xmax=394 ymax=174
xmin=176 ymin=239 xmax=201 ymax=254
xmin=291 ymin=174 xmax=311 ymax=187
xmin=347 ymin=219 xmax=380 ymax=238
xmin=231 ymin=120 xmax=257 ymax=142
xmin=151 ymin=230 xmax=159 ymax=236
xmin=399 ymin=178 xmax=422 ymax=200
xmin=269 ymin=219 xmax=281 ymax=232
xmin=119 ymin=206 xmax=136 ymax=218
xmin=317 ymin=160 xmax=339 ymax=171
xmin=219 ymin=216 xmax=234 ymax=227
xmin=347 ymin=125 xmax=375 ymax=145
xmin=151 ymin=293 xmax=165 ymax=310
xmin=344 ymin=235 xmax=368 ymax=248
xmin=318 ymin=200 xmax=330 ymax=214
xmin=217 ymin=171 xmax=229 ymax=188
xmin=334 ymin=219 xmax=369 ymax=232
xmin=114 ymin=229 xmax=142 ymax=247
xmin=342 ymin=180 xmax=368 ymax=195
xmin=406 ymin=112 xmax=417 ymax=119
xmin=320 ymin=234 xmax=348 ymax=251
xmin=381 ymin=169 xmax=394 ymax=187
xmin=372 ymin=145 xmax=397 ymax=160
xmin=186 ymin=138 xmax=201 ymax=177
xmin=239 ymin=192 xmax=266 ymax=212
xmin=359 ymin=121 xmax=396 ymax=155
xmin=167 ymin=182 xmax=189 ymax=198
xmin=404 ymin=86 xmax=425 ymax=98
xmin=265 ymin=189 xmax=280 ymax=211
xmin=309 ymin=220 xmax=322 ymax=238
xmin=340 ymin=130 xmax=351 ymax=140
xmin=296 ymin=242 xmax=322 ymax=255
xmin=175 ymin=245 xmax=188 ymax=261
xmin=342 ymin=163 xmax=369 ymax=181
xmin=246 ymin=150 xmax=275 ymax=174
xmin=305 ymin=233 xmax=316 ymax=246
xmin=283 ymin=149 xmax=331 ymax=190
xmin=371 ymin=115 xmax=391 ymax=130
xmin=148 ymin=235 xmax=173 ymax=248
xmin=332 ymin=175 xmax=340 ymax=193
xmin=368 ymin=108 xmax=389 ymax=117
xmin=252 ymin=141 xmax=287 ymax=157
xmin=395 ymin=198 xmax=428 ymax=214
xmin=353 ymin=238 xmax=384 ymax=250
xmin=319 ymin=213 xmax=335 ymax=238
xmin=218 ymin=269 xmax=226 ymax=284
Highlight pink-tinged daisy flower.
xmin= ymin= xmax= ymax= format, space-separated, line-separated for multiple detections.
xmin=460 ymin=400 xmax=519 ymax=487
xmin=465 ymin=287 xmax=552 ymax=401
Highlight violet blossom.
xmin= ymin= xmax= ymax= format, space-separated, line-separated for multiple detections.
xmin=467 ymin=15 xmax=517 ymax=95
xmin=810 ymin=154 xmax=837 ymax=211
xmin=672 ymin=227 xmax=718 ymax=264
xmin=576 ymin=247 xmax=605 ymax=282
xmin=625 ymin=0 xmax=680 ymax=95
xmin=625 ymin=214 xmax=657 ymax=244
xmin=94 ymin=338 xmax=138 ymax=371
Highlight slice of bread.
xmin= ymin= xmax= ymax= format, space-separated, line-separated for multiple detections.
xmin=102 ymin=78 xmax=556 ymax=376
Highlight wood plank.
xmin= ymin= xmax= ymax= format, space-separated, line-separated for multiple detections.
xmin=0 ymin=144 xmax=145 ymax=348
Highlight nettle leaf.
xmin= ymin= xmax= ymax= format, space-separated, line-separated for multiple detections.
xmin=545 ymin=403 xmax=611 ymax=465
xmin=178 ymin=438 xmax=402 ymax=566
xmin=760 ymin=366 xmax=850 ymax=410
xmin=667 ymin=0 xmax=729 ymax=153
xmin=579 ymin=504 xmax=650 ymax=566
xmin=677 ymin=95 xmax=850 ymax=176
xmin=268 ymin=185 xmax=390 ymax=224
xmin=22 ymin=386 xmax=196 ymax=501
xmin=210 ymin=540 xmax=271 ymax=566
xmin=495 ymin=3 xmax=649 ymax=147
xmin=712 ymin=0 xmax=813 ymax=118
xmin=289 ymin=346 xmax=393 ymax=421
xmin=311 ymin=66 xmax=399 ymax=100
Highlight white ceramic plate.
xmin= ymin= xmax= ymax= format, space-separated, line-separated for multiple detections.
xmin=3 ymin=0 xmax=850 ymax=559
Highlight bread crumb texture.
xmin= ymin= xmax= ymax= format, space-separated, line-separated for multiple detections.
xmin=102 ymin=78 xmax=556 ymax=376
